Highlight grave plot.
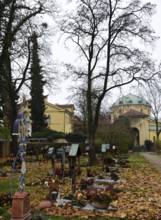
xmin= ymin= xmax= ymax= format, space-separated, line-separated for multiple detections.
xmin=36 ymin=145 xmax=124 ymax=217
xmin=1 ymin=153 xmax=161 ymax=219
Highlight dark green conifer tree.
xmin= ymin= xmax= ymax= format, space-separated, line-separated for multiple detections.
xmin=30 ymin=32 xmax=47 ymax=132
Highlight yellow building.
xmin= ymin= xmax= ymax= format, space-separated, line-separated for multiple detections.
xmin=45 ymin=100 xmax=75 ymax=133
xmin=110 ymin=93 xmax=161 ymax=147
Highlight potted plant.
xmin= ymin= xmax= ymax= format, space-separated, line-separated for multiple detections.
xmin=85 ymin=186 xmax=117 ymax=209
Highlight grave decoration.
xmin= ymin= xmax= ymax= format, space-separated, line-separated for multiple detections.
xmin=104 ymin=157 xmax=117 ymax=173
xmin=72 ymin=192 xmax=85 ymax=207
xmin=79 ymin=178 xmax=94 ymax=190
xmin=68 ymin=143 xmax=81 ymax=193
xmin=117 ymin=157 xmax=130 ymax=168
xmin=86 ymin=168 xmax=97 ymax=177
xmin=110 ymin=172 xmax=120 ymax=181
xmin=48 ymin=177 xmax=59 ymax=204
xmin=85 ymin=185 xmax=117 ymax=209
xmin=11 ymin=95 xmax=31 ymax=220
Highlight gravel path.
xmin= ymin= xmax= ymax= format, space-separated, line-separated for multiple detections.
xmin=139 ymin=152 xmax=161 ymax=174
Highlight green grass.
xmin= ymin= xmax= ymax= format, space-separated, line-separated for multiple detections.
xmin=0 ymin=176 xmax=18 ymax=194
xmin=128 ymin=154 xmax=148 ymax=168
xmin=0 ymin=207 xmax=11 ymax=220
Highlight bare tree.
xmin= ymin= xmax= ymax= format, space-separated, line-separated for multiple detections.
xmin=138 ymin=76 xmax=161 ymax=146
xmin=71 ymin=86 xmax=88 ymax=134
xmin=60 ymin=0 xmax=159 ymax=164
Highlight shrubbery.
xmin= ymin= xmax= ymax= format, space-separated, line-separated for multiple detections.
xmin=65 ymin=133 xmax=87 ymax=143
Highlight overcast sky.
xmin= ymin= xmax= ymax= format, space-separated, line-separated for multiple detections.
xmin=47 ymin=0 xmax=161 ymax=105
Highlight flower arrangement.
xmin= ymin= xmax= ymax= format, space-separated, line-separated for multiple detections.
xmin=84 ymin=185 xmax=117 ymax=208
xmin=64 ymin=192 xmax=85 ymax=207
xmin=86 ymin=168 xmax=97 ymax=177
xmin=79 ymin=178 xmax=94 ymax=189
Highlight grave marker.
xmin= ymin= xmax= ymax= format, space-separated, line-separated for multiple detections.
xmin=68 ymin=144 xmax=81 ymax=193
xmin=101 ymin=144 xmax=110 ymax=171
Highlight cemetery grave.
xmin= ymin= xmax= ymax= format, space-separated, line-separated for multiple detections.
xmin=1 ymin=150 xmax=161 ymax=219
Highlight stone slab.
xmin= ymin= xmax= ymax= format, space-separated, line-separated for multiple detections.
xmin=56 ymin=199 xmax=72 ymax=206
xmin=94 ymin=178 xmax=121 ymax=184
xmin=47 ymin=198 xmax=117 ymax=213
xmin=39 ymin=200 xmax=52 ymax=210
xmin=82 ymin=204 xmax=117 ymax=212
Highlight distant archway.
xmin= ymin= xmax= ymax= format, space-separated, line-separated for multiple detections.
xmin=132 ymin=127 xmax=140 ymax=148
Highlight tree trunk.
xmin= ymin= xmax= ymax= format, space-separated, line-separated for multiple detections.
xmin=88 ymin=133 xmax=97 ymax=166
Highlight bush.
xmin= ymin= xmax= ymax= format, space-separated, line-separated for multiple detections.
xmin=144 ymin=140 xmax=153 ymax=151
xmin=65 ymin=133 xmax=87 ymax=143
xmin=32 ymin=127 xmax=65 ymax=141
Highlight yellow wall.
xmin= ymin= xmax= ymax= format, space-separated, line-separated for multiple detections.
xmin=148 ymin=120 xmax=161 ymax=142
xmin=45 ymin=102 xmax=73 ymax=133
xmin=111 ymin=104 xmax=150 ymax=123
xmin=130 ymin=117 xmax=149 ymax=145
xmin=110 ymin=104 xmax=158 ymax=145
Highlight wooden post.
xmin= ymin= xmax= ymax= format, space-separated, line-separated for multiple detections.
xmin=71 ymin=157 xmax=76 ymax=194
xmin=52 ymin=157 xmax=55 ymax=177
xmin=61 ymin=150 xmax=65 ymax=184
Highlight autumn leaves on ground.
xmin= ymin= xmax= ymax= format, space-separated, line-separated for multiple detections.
xmin=1 ymin=154 xmax=161 ymax=219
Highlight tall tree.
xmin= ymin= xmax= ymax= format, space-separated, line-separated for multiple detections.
xmin=60 ymin=0 xmax=158 ymax=164
xmin=0 ymin=0 xmax=56 ymax=154
xmin=30 ymin=32 xmax=47 ymax=132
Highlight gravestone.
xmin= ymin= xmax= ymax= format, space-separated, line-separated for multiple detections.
xmin=11 ymin=192 xmax=31 ymax=220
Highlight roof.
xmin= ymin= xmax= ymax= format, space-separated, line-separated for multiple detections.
xmin=112 ymin=93 xmax=151 ymax=107
xmin=45 ymin=101 xmax=65 ymax=111
xmin=45 ymin=102 xmax=74 ymax=115
xmin=56 ymin=104 xmax=75 ymax=110
xmin=120 ymin=109 xmax=149 ymax=118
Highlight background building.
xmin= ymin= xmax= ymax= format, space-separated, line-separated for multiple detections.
xmin=45 ymin=100 xmax=75 ymax=133
xmin=110 ymin=93 xmax=161 ymax=147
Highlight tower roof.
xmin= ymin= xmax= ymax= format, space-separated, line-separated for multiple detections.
xmin=112 ymin=93 xmax=151 ymax=107
xmin=120 ymin=109 xmax=148 ymax=118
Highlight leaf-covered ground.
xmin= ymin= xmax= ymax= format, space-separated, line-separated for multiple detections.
xmin=1 ymin=154 xmax=161 ymax=219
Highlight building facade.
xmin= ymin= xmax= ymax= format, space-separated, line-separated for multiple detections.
xmin=110 ymin=93 xmax=161 ymax=147
xmin=45 ymin=101 xmax=75 ymax=133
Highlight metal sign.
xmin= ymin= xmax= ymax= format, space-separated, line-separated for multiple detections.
xmin=69 ymin=144 xmax=79 ymax=157
xmin=101 ymin=144 xmax=107 ymax=152
xmin=101 ymin=144 xmax=110 ymax=152
xmin=106 ymin=144 xmax=110 ymax=150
